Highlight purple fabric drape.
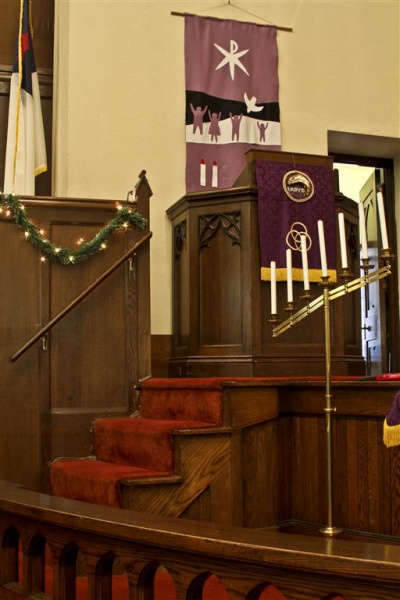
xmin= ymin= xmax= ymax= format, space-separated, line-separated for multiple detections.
xmin=256 ymin=160 xmax=337 ymax=282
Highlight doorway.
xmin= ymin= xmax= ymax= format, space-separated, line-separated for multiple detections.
xmin=334 ymin=158 xmax=398 ymax=375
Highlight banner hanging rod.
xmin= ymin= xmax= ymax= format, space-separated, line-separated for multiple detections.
xmin=171 ymin=11 xmax=293 ymax=32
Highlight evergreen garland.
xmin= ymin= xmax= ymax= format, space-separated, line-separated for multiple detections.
xmin=0 ymin=192 xmax=147 ymax=266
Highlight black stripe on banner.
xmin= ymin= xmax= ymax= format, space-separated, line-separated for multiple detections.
xmin=186 ymin=90 xmax=280 ymax=125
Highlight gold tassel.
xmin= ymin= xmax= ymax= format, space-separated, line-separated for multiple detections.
xmin=383 ymin=419 xmax=400 ymax=448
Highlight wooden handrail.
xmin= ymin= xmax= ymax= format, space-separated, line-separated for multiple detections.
xmin=0 ymin=480 xmax=399 ymax=599
xmin=11 ymin=231 xmax=152 ymax=362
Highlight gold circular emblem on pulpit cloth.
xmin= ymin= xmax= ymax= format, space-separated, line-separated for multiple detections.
xmin=283 ymin=170 xmax=314 ymax=203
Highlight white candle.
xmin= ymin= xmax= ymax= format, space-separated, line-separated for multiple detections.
xmin=200 ymin=159 xmax=206 ymax=187
xmin=338 ymin=212 xmax=348 ymax=269
xmin=286 ymin=248 xmax=293 ymax=303
xmin=212 ymin=161 xmax=218 ymax=188
xmin=300 ymin=235 xmax=310 ymax=290
xmin=377 ymin=190 xmax=389 ymax=250
xmin=317 ymin=220 xmax=328 ymax=277
xmin=270 ymin=261 xmax=277 ymax=315
xmin=358 ymin=202 xmax=368 ymax=260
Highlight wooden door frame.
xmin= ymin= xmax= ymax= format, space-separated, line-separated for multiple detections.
xmin=331 ymin=152 xmax=399 ymax=373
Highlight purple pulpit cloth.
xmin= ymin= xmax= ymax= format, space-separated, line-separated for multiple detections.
xmin=255 ymin=160 xmax=337 ymax=282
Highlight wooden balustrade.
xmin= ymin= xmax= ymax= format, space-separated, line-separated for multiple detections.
xmin=0 ymin=480 xmax=399 ymax=600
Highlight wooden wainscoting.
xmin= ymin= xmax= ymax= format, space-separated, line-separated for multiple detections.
xmin=278 ymin=380 xmax=400 ymax=536
xmin=151 ymin=334 xmax=173 ymax=377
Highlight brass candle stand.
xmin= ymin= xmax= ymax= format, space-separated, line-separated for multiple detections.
xmin=271 ymin=253 xmax=392 ymax=536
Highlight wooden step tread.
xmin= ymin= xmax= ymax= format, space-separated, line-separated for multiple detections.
xmin=121 ymin=474 xmax=184 ymax=486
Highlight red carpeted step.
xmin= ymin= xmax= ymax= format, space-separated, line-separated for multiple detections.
xmin=139 ymin=378 xmax=224 ymax=424
xmin=93 ymin=417 xmax=216 ymax=471
xmin=51 ymin=416 xmax=218 ymax=508
xmin=50 ymin=459 xmax=171 ymax=508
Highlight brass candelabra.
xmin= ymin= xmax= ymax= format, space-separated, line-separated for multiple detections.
xmin=271 ymin=250 xmax=393 ymax=535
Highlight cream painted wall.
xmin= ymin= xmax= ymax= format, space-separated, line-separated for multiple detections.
xmin=53 ymin=0 xmax=400 ymax=335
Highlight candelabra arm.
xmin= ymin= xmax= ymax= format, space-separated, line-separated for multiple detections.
xmin=328 ymin=265 xmax=391 ymax=302
xmin=273 ymin=294 xmax=324 ymax=336
xmin=273 ymin=265 xmax=391 ymax=338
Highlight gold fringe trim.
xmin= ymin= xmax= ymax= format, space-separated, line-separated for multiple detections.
xmin=261 ymin=266 xmax=337 ymax=283
xmin=29 ymin=0 xmax=33 ymax=37
xmin=34 ymin=163 xmax=47 ymax=177
xmin=383 ymin=419 xmax=400 ymax=448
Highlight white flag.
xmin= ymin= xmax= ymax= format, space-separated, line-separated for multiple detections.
xmin=3 ymin=0 xmax=47 ymax=195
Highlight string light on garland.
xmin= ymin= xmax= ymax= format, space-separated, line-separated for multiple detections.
xmin=0 ymin=191 xmax=147 ymax=266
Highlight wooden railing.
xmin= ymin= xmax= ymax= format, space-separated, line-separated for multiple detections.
xmin=0 ymin=481 xmax=399 ymax=600
xmin=11 ymin=231 xmax=152 ymax=362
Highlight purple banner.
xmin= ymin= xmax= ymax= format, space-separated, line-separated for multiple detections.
xmin=256 ymin=160 xmax=337 ymax=282
xmin=185 ymin=15 xmax=281 ymax=192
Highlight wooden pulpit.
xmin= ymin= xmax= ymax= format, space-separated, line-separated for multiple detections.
xmin=167 ymin=150 xmax=365 ymax=377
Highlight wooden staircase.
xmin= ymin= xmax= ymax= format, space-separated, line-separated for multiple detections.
xmin=50 ymin=378 xmax=279 ymax=527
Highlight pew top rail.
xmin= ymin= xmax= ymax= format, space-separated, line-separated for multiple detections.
xmin=0 ymin=480 xmax=399 ymax=600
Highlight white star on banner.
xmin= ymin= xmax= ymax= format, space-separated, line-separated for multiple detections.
xmin=214 ymin=39 xmax=249 ymax=80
